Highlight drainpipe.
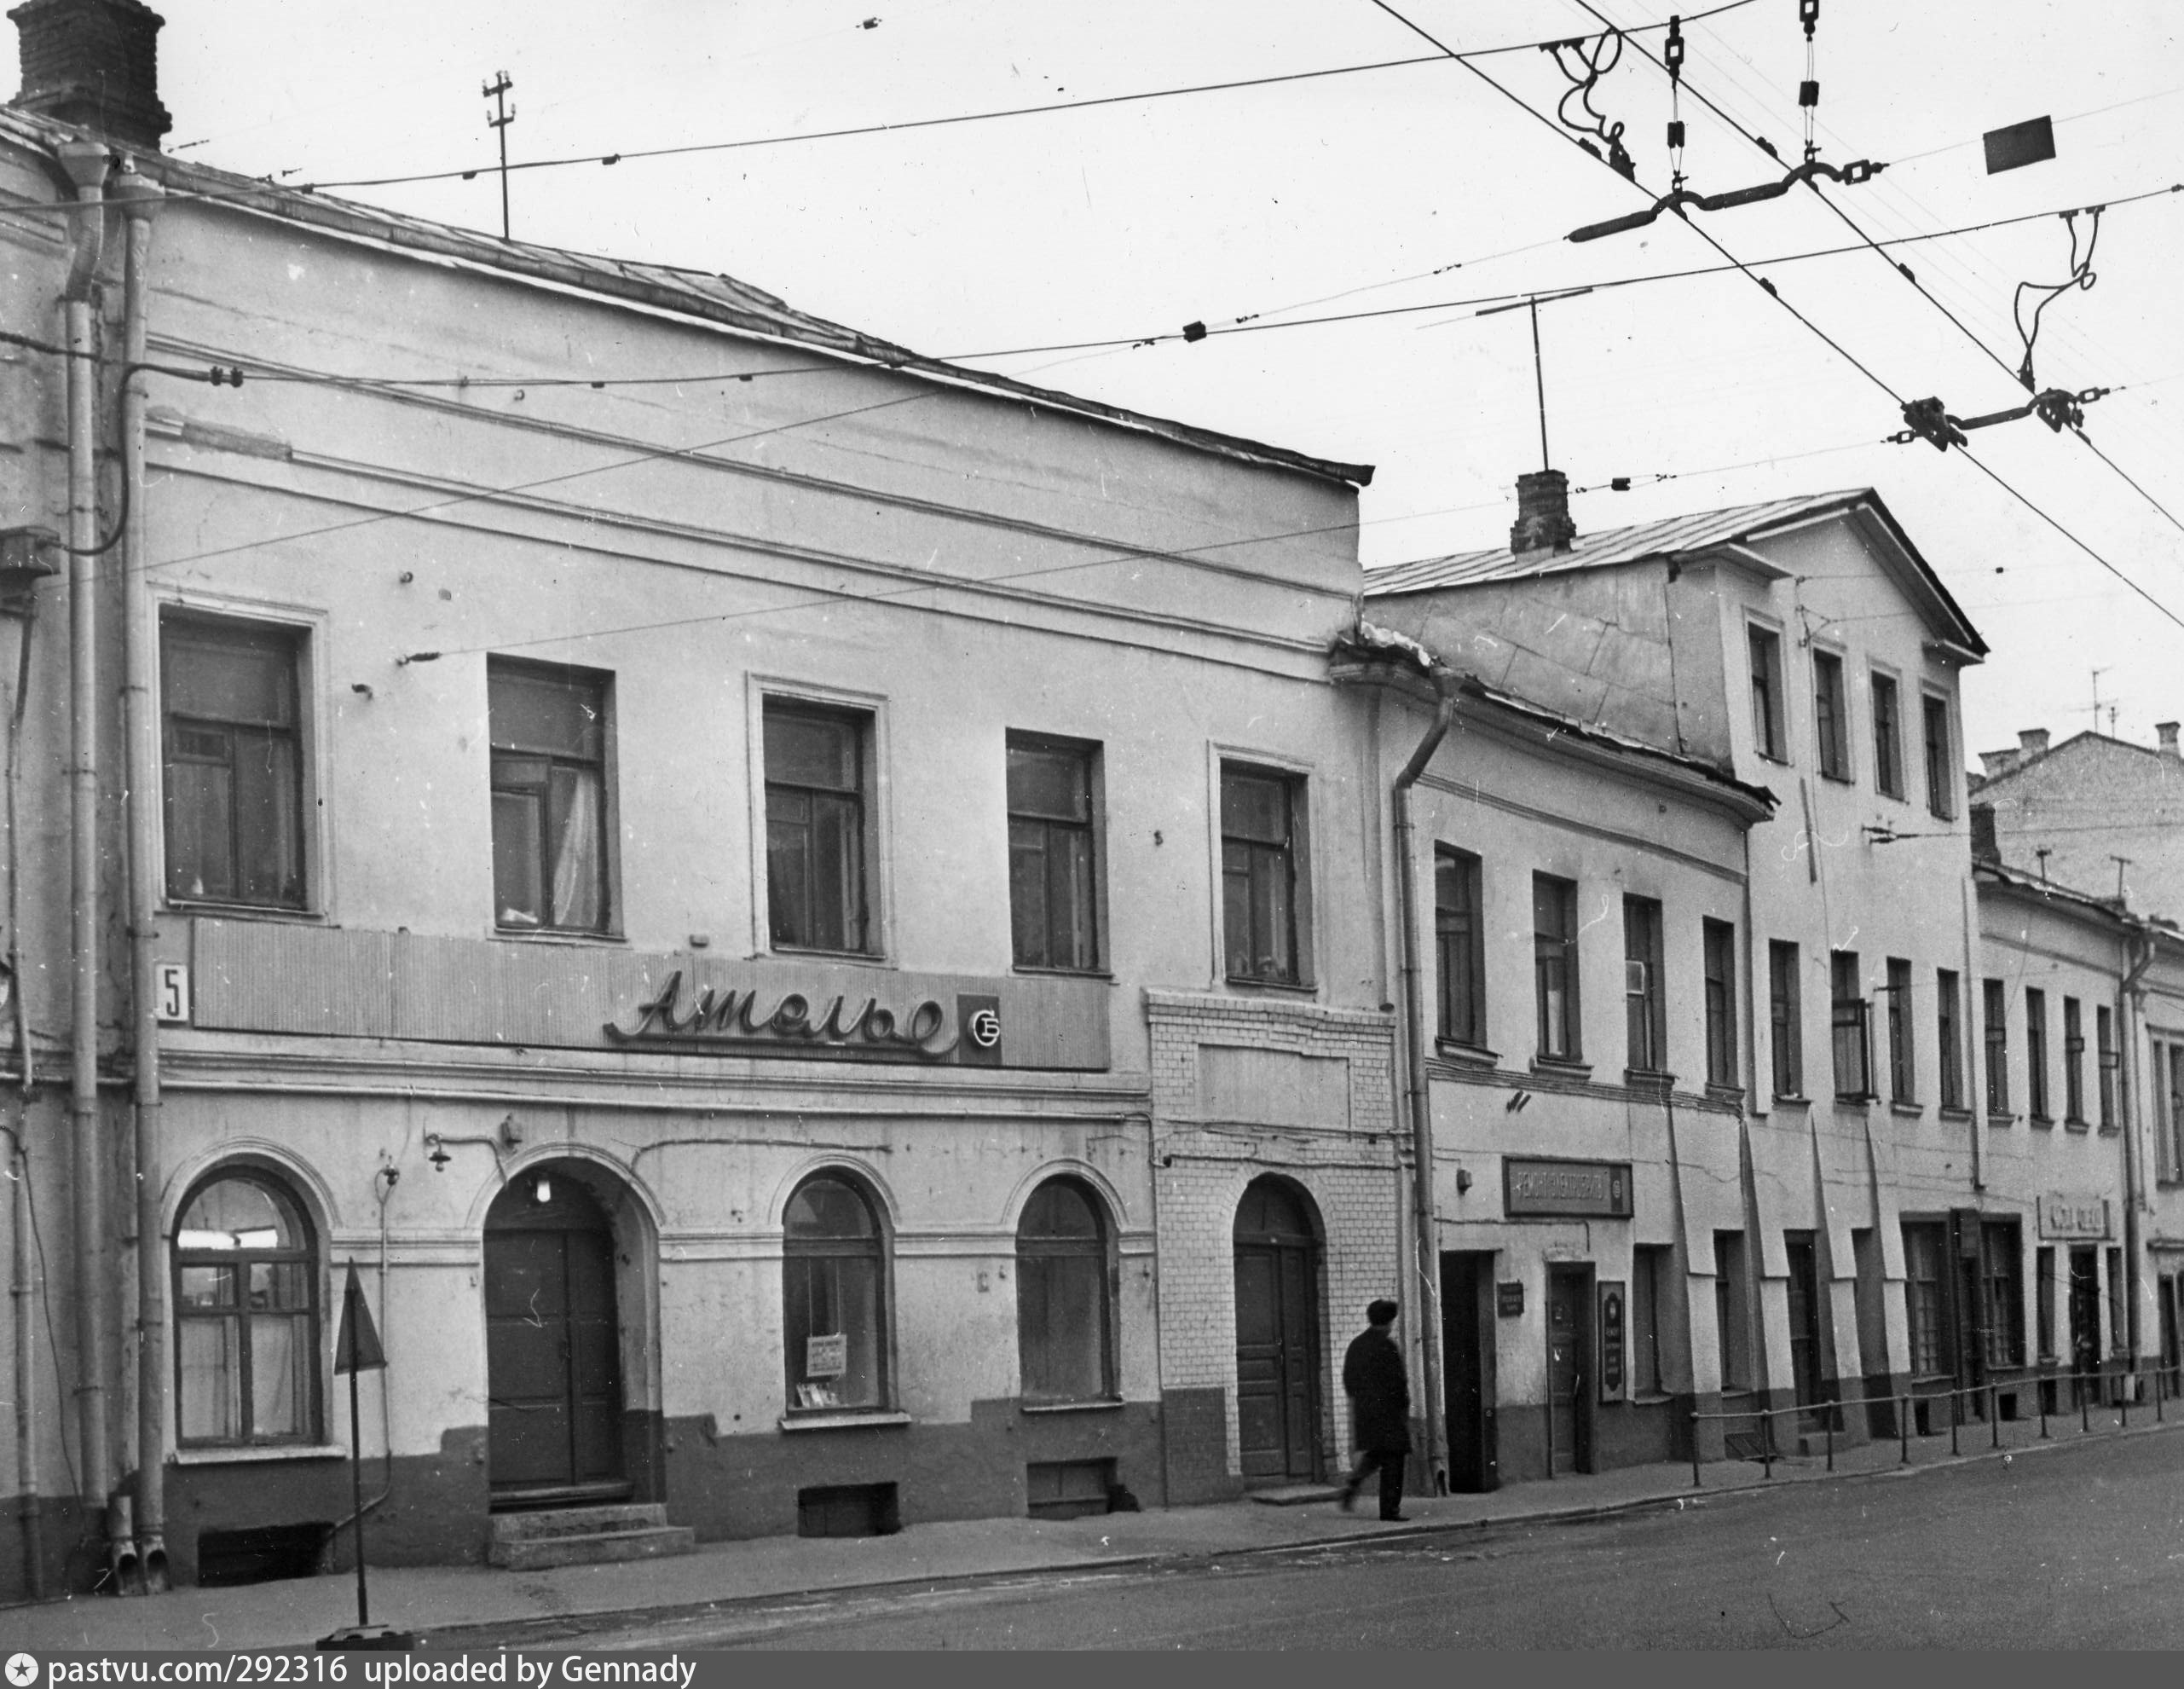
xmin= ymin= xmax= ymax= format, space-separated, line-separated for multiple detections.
xmin=2120 ymin=924 xmax=2154 ymax=1363
xmin=1959 ymin=875 xmax=1984 ymax=1192
xmin=1393 ymin=668 xmax=1458 ymax=1495
xmin=113 ymin=163 xmax=165 ymax=1594
xmin=57 ymin=136 xmax=113 ymax=1554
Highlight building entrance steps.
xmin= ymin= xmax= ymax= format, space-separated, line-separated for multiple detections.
xmin=485 ymin=1502 xmax=696 ymax=1570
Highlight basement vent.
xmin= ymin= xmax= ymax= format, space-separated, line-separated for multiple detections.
xmin=796 ymin=1482 xmax=900 ymax=1539
xmin=1026 ymin=1458 xmax=1116 ymax=1520
xmin=195 ymin=1522 xmax=329 ymax=1587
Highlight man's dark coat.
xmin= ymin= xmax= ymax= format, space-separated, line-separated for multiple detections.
xmin=1342 ymin=1325 xmax=1413 ymax=1453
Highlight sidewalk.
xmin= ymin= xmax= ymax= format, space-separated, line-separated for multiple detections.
xmin=8 ymin=1408 xmax=2173 ymax=1652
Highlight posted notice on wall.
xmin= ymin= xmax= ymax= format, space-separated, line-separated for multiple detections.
xmin=806 ymin=1333 xmax=847 ymax=1379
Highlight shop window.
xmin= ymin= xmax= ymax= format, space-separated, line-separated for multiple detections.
xmin=2096 ymin=1006 xmax=2117 ymax=1130
xmin=1812 ymin=651 xmax=1850 ymax=781
xmin=1984 ymin=980 xmax=2009 ymax=1115
xmin=1703 ymin=920 xmax=1737 ymax=1087
xmin=1623 ymin=896 xmax=1666 ymax=1074
xmin=1769 ymin=940 xmax=1802 ymax=1098
xmin=160 ymin=616 xmax=308 ymax=910
xmin=1983 ymin=1221 xmax=2025 ymax=1368
xmin=765 ymin=701 xmax=874 ymax=954
xmin=1886 ymin=957 xmax=1914 ymax=1104
xmin=1830 ymin=951 xmax=1870 ymax=1102
xmin=1008 ymin=734 xmax=1102 ymax=972
xmin=2062 ymin=998 xmax=2086 ymax=1125
xmin=1871 ymin=671 xmax=1904 ymax=799
xmin=1016 ymin=1178 xmax=1116 ymax=1403
xmin=1937 ymin=970 xmax=1964 ymax=1111
xmin=1748 ymin=626 xmax=1786 ymax=761
xmin=1220 ymin=763 xmax=1310 ymax=986
xmin=2036 ymin=1247 xmax=2056 ymax=1359
xmin=1902 ymin=1222 xmax=1950 ymax=1378
xmin=783 ymin=1175 xmax=889 ymax=1412
xmin=173 ymin=1171 xmax=318 ymax=1446
xmin=1534 ymin=874 xmax=1581 ymax=1061
xmin=1922 ymin=694 xmax=1956 ymax=818
xmin=1631 ymin=1246 xmax=1672 ymax=1397
xmin=489 ymin=658 xmax=612 ymax=933
xmin=2025 ymin=988 xmax=2050 ymax=1121
xmin=1713 ymin=1232 xmax=1751 ymax=1391
xmin=1435 ymin=847 xmax=1486 ymax=1048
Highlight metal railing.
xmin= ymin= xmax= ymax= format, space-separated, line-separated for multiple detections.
xmin=1684 ymin=1363 xmax=2178 ymax=1489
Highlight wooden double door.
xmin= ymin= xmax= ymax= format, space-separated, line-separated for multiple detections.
xmin=484 ymin=1172 xmax=627 ymax=1504
xmin=1234 ymin=1179 xmax=1322 ymax=1482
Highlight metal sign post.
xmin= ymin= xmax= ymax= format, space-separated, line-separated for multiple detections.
xmin=318 ymin=1260 xmax=411 ymax=1650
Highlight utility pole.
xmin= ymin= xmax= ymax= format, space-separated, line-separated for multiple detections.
xmin=482 ymin=71 xmax=515 ymax=240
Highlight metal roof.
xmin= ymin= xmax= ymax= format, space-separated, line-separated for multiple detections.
xmin=1362 ymin=491 xmax=1869 ymax=593
xmin=0 ymin=108 xmax=1374 ymax=489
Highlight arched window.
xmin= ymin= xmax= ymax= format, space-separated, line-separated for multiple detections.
xmin=783 ymin=1175 xmax=887 ymax=1412
xmin=1017 ymin=1178 xmax=1116 ymax=1403
xmin=173 ymin=1171 xmax=318 ymax=1446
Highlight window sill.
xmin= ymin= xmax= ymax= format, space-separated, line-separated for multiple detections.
xmin=1938 ymin=1106 xmax=1973 ymax=1122
xmin=1832 ymin=1095 xmax=1873 ymax=1109
xmin=2064 ymin=1117 xmax=2090 ymax=1134
xmin=2097 ymin=1124 xmax=2121 ymax=1137
xmin=1435 ymin=1040 xmax=1499 ymax=1068
xmin=2029 ymin=1114 xmax=2056 ymax=1130
xmin=1771 ymin=1093 xmax=1811 ymax=1110
xmin=1011 ymin=964 xmax=1113 ymax=982
xmin=1817 ymin=770 xmax=1854 ymax=786
xmin=1222 ymin=975 xmax=1317 ymax=997
xmin=771 ymin=946 xmax=891 ymax=967
xmin=1529 ymin=1056 xmax=1592 ymax=1081
xmin=165 ymin=899 xmax=321 ymax=923
xmin=493 ymin=926 xmax=627 ymax=946
xmin=1988 ymin=1113 xmax=2017 ymax=1130
xmin=173 ymin=1443 xmax=344 ymax=1466
xmin=777 ymin=1409 xmax=912 ymax=1433
xmin=1888 ymin=1102 xmax=1925 ymax=1119
xmin=1624 ymin=1067 xmax=1675 ymax=1089
xmin=1020 ymin=1398 xmax=1126 ymax=1415
xmin=1703 ymin=1082 xmax=1745 ymax=1104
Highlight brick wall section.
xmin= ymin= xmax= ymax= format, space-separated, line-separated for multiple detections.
xmin=1145 ymin=991 xmax=1401 ymax=1480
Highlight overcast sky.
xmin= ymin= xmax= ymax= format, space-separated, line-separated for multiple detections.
xmin=147 ymin=0 xmax=2182 ymax=761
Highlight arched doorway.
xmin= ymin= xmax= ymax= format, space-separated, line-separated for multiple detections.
xmin=484 ymin=1166 xmax=626 ymax=1505
xmin=1233 ymin=1177 xmax=1323 ymax=1481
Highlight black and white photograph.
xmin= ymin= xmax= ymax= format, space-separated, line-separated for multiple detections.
xmin=0 ymin=0 xmax=2179 ymax=1655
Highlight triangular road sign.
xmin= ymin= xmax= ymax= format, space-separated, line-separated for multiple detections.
xmin=332 ymin=1259 xmax=386 ymax=1374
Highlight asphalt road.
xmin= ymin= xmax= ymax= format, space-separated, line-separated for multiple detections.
xmin=559 ymin=1430 xmax=2184 ymax=1649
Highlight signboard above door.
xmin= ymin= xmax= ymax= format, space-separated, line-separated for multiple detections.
xmin=1503 ymin=1158 xmax=1633 ymax=1219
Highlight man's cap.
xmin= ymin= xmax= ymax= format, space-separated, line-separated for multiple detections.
xmin=1367 ymin=1298 xmax=1399 ymax=1325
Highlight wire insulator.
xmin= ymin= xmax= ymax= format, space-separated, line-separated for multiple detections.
xmin=1800 ymin=0 xmax=1818 ymax=36
xmin=1800 ymin=80 xmax=1819 ymax=108
xmin=1664 ymin=14 xmax=1684 ymax=78
xmin=1667 ymin=119 xmax=1685 ymax=149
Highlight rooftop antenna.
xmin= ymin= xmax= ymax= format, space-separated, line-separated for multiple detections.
xmin=2089 ymin=666 xmax=2112 ymax=734
xmin=2112 ymin=854 xmax=2132 ymax=900
xmin=1478 ymin=286 xmax=1595 ymax=473
xmin=483 ymin=71 xmax=516 ymax=240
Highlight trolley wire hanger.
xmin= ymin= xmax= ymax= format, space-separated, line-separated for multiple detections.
xmin=1892 ymin=385 xmax=2110 ymax=451
xmin=2014 ymin=205 xmax=2101 ymax=391
xmin=1544 ymin=26 xmax=1636 ymax=178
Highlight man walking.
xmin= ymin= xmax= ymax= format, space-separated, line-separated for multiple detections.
xmin=1338 ymin=1298 xmax=1411 ymax=1521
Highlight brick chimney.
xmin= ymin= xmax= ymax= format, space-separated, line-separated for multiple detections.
xmin=1509 ymin=469 xmax=1576 ymax=558
xmin=2158 ymin=721 xmax=2180 ymax=759
xmin=1977 ymin=748 xmax=2020 ymax=779
xmin=9 ymin=0 xmax=170 ymax=150
xmin=2017 ymin=727 xmax=2049 ymax=759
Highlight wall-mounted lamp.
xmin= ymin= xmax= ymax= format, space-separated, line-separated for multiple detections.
xmin=1455 ymin=1167 xmax=1473 ymax=1194
xmin=534 ymin=1175 xmax=553 ymax=1205
xmin=425 ymin=1133 xmax=451 ymax=1171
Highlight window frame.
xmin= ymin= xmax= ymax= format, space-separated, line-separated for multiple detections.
xmin=1748 ymin=623 xmax=1787 ymax=763
xmin=2062 ymin=997 xmax=2087 ymax=1125
xmin=1886 ymin=957 xmax=1915 ymax=1105
xmin=1014 ymin=1177 xmax=1119 ymax=1404
xmin=2096 ymin=1005 xmax=2117 ymax=1130
xmin=488 ymin=656 xmax=617 ymax=937
xmin=1713 ymin=1231 xmax=1752 ymax=1391
xmin=1983 ymin=1220 xmax=2025 ymax=1369
xmin=1434 ymin=846 xmax=1488 ymax=1050
xmin=171 ymin=1168 xmax=321 ymax=1449
xmin=2025 ymin=987 xmax=2051 ymax=1121
xmin=781 ymin=1172 xmax=893 ymax=1415
xmin=1811 ymin=648 xmax=1852 ymax=782
xmin=1769 ymin=940 xmax=1803 ymax=1099
xmin=1623 ymin=895 xmax=1667 ymax=1076
xmin=1902 ymin=1220 xmax=1950 ymax=1380
xmin=1630 ymin=1244 xmax=1673 ymax=1398
xmin=1005 ymin=732 xmax=1106 ymax=975
xmin=1922 ymin=691 xmax=1956 ymax=819
xmin=761 ymin=694 xmax=881 ymax=957
xmin=1984 ymin=979 xmax=2010 ymax=1116
xmin=1937 ymin=969 xmax=1964 ymax=1112
xmin=1870 ymin=668 xmax=1905 ymax=799
xmin=1703 ymin=918 xmax=1737 ymax=1089
xmin=1534 ymin=873 xmax=1582 ymax=1063
xmin=2163 ymin=1039 xmax=2184 ymax=1183
xmin=159 ymin=611 xmax=314 ymax=915
xmin=1830 ymin=949 xmax=1872 ymax=1102
xmin=1216 ymin=758 xmax=1315 ymax=989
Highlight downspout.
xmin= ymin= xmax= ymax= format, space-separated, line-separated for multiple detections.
xmin=57 ymin=136 xmax=113 ymax=1550
xmin=113 ymin=164 xmax=165 ymax=1594
xmin=1393 ymin=668 xmax=1458 ymax=1495
xmin=2120 ymin=923 xmax=2154 ymax=1363
xmin=1960 ymin=875 xmax=1984 ymax=1191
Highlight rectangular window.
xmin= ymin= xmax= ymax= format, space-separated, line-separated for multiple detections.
xmin=2096 ymin=1005 xmax=2116 ymax=1129
xmin=2026 ymin=988 xmax=2050 ymax=1119
xmin=2063 ymin=997 xmax=2086 ymax=1124
xmin=1624 ymin=896 xmax=1666 ymax=1073
xmin=489 ymin=659 xmax=610 ymax=933
xmin=1813 ymin=650 xmax=1850 ymax=780
xmin=1984 ymin=979 xmax=2009 ymax=1114
xmin=1769 ymin=940 xmax=1803 ymax=1098
xmin=2107 ymin=1247 xmax=2125 ymax=1357
xmin=2036 ymin=1246 xmax=2056 ymax=1358
xmin=1937 ymin=969 xmax=1964 ymax=1111
xmin=1984 ymin=1221 xmax=2025 ymax=1368
xmin=1886 ymin=957 xmax=1915 ymax=1103
xmin=1713 ymin=1232 xmax=1751 ymax=1391
xmin=1923 ymin=694 xmax=1955 ymax=818
xmin=765 ymin=700 xmax=873 ymax=954
xmin=1007 ymin=734 xmax=1101 ymax=972
xmin=1703 ymin=919 xmax=1737 ymax=1087
xmin=1435 ymin=847 xmax=1487 ymax=1047
xmin=161 ymin=617 xmax=307 ymax=910
xmin=1220 ymin=764 xmax=1309 ymax=985
xmin=1631 ymin=1245 xmax=1672 ymax=1397
xmin=2168 ymin=1042 xmax=2184 ymax=1181
xmin=1534 ymin=874 xmax=1581 ymax=1061
xmin=1903 ymin=1221 xmax=1950 ymax=1378
xmin=1831 ymin=950 xmax=1871 ymax=1101
xmin=2157 ymin=1044 xmax=2174 ymax=1182
xmin=1748 ymin=626 xmax=1786 ymax=761
xmin=1871 ymin=672 xmax=1904 ymax=798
